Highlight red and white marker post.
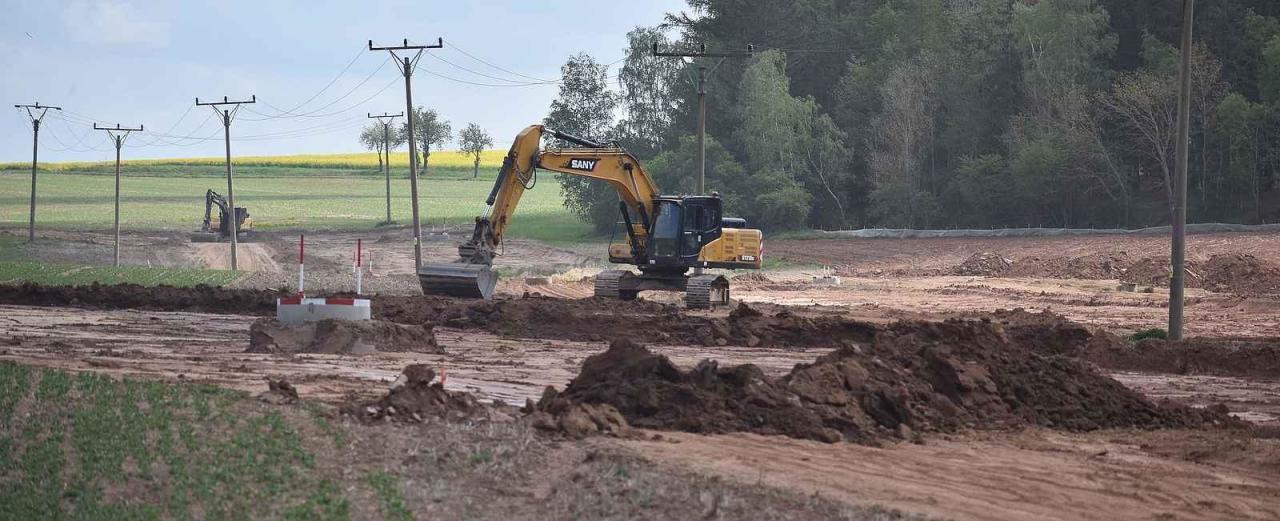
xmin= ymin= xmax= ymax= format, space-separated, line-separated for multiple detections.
xmin=354 ymin=238 xmax=363 ymax=295
xmin=297 ymin=234 xmax=306 ymax=296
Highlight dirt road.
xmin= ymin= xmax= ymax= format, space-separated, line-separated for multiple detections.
xmin=622 ymin=429 xmax=1280 ymax=521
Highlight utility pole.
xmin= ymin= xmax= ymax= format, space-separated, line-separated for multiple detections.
xmin=93 ymin=123 xmax=145 ymax=267
xmin=370 ymin=38 xmax=443 ymax=271
xmin=1170 ymin=0 xmax=1195 ymax=341
xmin=196 ymin=95 xmax=256 ymax=271
xmin=14 ymin=102 xmax=62 ymax=243
xmin=368 ymin=111 xmax=403 ymax=224
xmin=653 ymin=43 xmax=753 ymax=195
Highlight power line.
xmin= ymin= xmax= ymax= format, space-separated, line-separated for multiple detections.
xmin=243 ymin=75 xmax=398 ymax=121
xmin=259 ymin=44 xmax=370 ymax=117
xmin=243 ymin=57 xmax=392 ymax=120
xmin=447 ymin=41 xmax=558 ymax=83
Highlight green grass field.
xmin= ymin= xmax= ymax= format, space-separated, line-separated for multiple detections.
xmin=0 ymin=363 xmax=350 ymax=519
xmin=0 ymin=167 xmax=590 ymax=244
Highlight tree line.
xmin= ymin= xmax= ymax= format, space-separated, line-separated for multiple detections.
xmin=544 ymin=0 xmax=1280 ymax=232
xmin=358 ymin=108 xmax=492 ymax=177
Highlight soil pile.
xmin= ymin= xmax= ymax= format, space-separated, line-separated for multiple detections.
xmin=548 ymin=326 xmax=1240 ymax=444
xmin=346 ymin=364 xmax=488 ymax=423
xmin=248 ymin=318 xmax=440 ymax=355
xmin=953 ymin=252 xmax=1012 ymax=276
xmin=1201 ymin=254 xmax=1280 ymax=295
xmin=0 ymin=282 xmax=279 ymax=314
xmin=1006 ymin=253 xmax=1130 ymax=280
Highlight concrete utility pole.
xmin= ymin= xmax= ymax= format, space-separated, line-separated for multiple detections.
xmin=14 ymin=102 xmax=62 ymax=243
xmin=652 ymin=43 xmax=753 ymax=195
xmin=196 ymin=95 xmax=256 ymax=271
xmin=369 ymin=38 xmax=443 ymax=271
xmin=93 ymin=123 xmax=145 ymax=267
xmin=1170 ymin=0 xmax=1196 ymax=340
xmin=368 ymin=111 xmax=403 ymax=224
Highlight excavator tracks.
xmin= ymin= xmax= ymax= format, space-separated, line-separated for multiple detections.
xmin=685 ymin=274 xmax=730 ymax=309
xmin=593 ymin=270 xmax=638 ymax=300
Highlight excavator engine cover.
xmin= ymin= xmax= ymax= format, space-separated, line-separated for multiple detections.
xmin=418 ymin=263 xmax=497 ymax=300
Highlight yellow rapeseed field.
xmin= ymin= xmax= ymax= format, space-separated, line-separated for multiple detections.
xmin=0 ymin=150 xmax=505 ymax=171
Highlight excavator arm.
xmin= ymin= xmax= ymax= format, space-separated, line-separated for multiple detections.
xmin=202 ymin=189 xmax=229 ymax=233
xmin=420 ymin=125 xmax=662 ymax=298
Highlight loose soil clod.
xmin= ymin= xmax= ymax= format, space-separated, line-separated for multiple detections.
xmin=345 ymin=364 xmax=493 ymax=423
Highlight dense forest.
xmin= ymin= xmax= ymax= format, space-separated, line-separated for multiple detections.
xmin=543 ymin=0 xmax=1280 ymax=231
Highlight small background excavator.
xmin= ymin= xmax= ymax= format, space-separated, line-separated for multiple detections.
xmin=191 ymin=189 xmax=253 ymax=242
xmin=418 ymin=124 xmax=764 ymax=308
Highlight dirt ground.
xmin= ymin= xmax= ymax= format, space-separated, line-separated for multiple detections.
xmin=3 ymin=227 xmax=1280 ymax=519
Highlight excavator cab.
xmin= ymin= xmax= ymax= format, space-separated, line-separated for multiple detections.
xmin=648 ymin=197 xmax=722 ymax=268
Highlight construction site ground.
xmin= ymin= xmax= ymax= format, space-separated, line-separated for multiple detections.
xmin=2 ymin=227 xmax=1279 ymax=520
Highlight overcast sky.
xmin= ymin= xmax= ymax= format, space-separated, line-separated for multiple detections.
xmin=1 ymin=0 xmax=687 ymax=162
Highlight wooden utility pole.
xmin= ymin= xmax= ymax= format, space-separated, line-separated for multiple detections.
xmin=196 ymin=95 xmax=256 ymax=271
xmin=368 ymin=111 xmax=403 ymax=224
xmin=14 ymin=102 xmax=62 ymax=243
xmin=1169 ymin=0 xmax=1195 ymax=340
xmin=369 ymin=38 xmax=443 ymax=271
xmin=92 ymin=123 xmax=145 ymax=267
xmin=652 ymin=43 xmax=753 ymax=195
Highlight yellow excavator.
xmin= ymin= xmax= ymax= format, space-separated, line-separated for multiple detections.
xmin=418 ymin=124 xmax=764 ymax=308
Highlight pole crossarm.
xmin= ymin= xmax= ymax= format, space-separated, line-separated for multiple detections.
xmin=368 ymin=38 xmax=443 ymax=51
xmin=652 ymin=42 xmax=754 ymax=59
xmin=93 ymin=123 xmax=145 ymax=144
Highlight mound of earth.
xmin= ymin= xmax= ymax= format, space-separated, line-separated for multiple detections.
xmin=1118 ymin=257 xmax=1204 ymax=288
xmin=1006 ymin=253 xmax=1130 ymax=280
xmin=952 ymin=252 xmax=1012 ymax=276
xmin=1201 ymin=254 xmax=1280 ymax=295
xmin=547 ymin=325 xmax=1241 ymax=444
xmin=248 ymin=318 xmax=441 ymax=355
xmin=0 ymin=282 xmax=279 ymax=314
xmin=345 ymin=364 xmax=491 ymax=423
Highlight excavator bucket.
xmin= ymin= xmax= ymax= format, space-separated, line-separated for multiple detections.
xmin=417 ymin=263 xmax=497 ymax=299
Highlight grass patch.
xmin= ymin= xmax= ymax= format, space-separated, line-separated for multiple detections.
xmin=366 ymin=472 xmax=414 ymax=521
xmin=0 ymin=260 xmax=242 ymax=287
xmin=1129 ymin=328 xmax=1169 ymax=342
xmin=0 ymin=363 xmax=351 ymax=520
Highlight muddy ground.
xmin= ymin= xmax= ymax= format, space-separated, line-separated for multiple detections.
xmin=3 ymin=227 xmax=1280 ymax=519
